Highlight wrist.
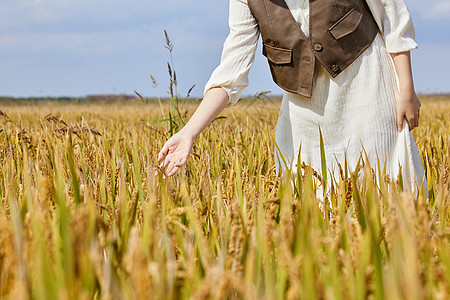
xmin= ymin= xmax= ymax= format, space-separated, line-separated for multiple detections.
xmin=399 ymin=82 xmax=415 ymax=95
xmin=179 ymin=126 xmax=198 ymax=140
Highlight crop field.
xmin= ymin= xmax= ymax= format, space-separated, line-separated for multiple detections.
xmin=0 ymin=96 xmax=449 ymax=299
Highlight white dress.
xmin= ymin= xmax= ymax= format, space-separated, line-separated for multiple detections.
xmin=204 ymin=0 xmax=427 ymax=194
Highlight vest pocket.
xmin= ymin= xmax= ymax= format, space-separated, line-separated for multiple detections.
xmin=328 ymin=5 xmax=363 ymax=40
xmin=262 ymin=44 xmax=292 ymax=64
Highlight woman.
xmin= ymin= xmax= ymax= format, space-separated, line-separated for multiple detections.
xmin=157 ymin=0 xmax=427 ymax=194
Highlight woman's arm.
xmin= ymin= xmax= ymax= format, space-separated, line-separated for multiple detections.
xmin=365 ymin=0 xmax=421 ymax=132
xmin=390 ymin=51 xmax=421 ymax=132
xmin=158 ymin=0 xmax=259 ymax=177
xmin=157 ymin=87 xmax=229 ymax=177
xmin=203 ymin=0 xmax=260 ymax=105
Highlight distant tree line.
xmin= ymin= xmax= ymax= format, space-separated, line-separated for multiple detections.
xmin=0 ymin=94 xmax=198 ymax=104
xmin=0 ymin=93 xmax=446 ymax=105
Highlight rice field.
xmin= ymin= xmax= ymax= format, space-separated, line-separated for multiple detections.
xmin=0 ymin=96 xmax=449 ymax=299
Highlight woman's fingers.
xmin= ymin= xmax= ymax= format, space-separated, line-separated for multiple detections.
xmin=163 ymin=154 xmax=173 ymax=170
xmin=164 ymin=160 xmax=176 ymax=177
xmin=396 ymin=110 xmax=405 ymax=132
xmin=407 ymin=109 xmax=420 ymax=131
xmin=157 ymin=153 xmax=186 ymax=178
xmin=405 ymin=112 xmax=413 ymax=132
xmin=395 ymin=89 xmax=421 ymax=132
xmin=156 ymin=133 xmax=193 ymax=178
xmin=158 ymin=135 xmax=180 ymax=163
xmin=158 ymin=142 xmax=171 ymax=163
xmin=396 ymin=104 xmax=420 ymax=132
xmin=167 ymin=165 xmax=180 ymax=177
xmin=176 ymin=157 xmax=188 ymax=167
xmin=415 ymin=108 xmax=420 ymax=128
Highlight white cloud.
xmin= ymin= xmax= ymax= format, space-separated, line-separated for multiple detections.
xmin=0 ymin=28 xmax=150 ymax=54
xmin=0 ymin=0 xmax=202 ymax=27
xmin=0 ymin=0 xmax=227 ymax=53
xmin=18 ymin=0 xmax=70 ymax=9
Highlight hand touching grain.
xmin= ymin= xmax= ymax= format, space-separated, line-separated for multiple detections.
xmin=156 ymin=87 xmax=229 ymax=178
xmin=157 ymin=131 xmax=194 ymax=177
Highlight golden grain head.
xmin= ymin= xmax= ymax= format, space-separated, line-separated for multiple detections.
xmin=0 ymin=97 xmax=448 ymax=299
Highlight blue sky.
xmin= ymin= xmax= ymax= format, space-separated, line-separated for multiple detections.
xmin=0 ymin=0 xmax=449 ymax=98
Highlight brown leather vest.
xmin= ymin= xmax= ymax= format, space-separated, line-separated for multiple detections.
xmin=247 ymin=0 xmax=379 ymax=97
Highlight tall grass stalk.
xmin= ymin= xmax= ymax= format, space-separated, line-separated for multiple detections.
xmin=0 ymin=99 xmax=448 ymax=299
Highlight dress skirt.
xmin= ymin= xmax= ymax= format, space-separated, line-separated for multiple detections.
xmin=274 ymin=33 xmax=428 ymax=194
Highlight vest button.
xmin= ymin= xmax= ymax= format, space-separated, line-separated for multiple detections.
xmin=314 ymin=43 xmax=323 ymax=52
xmin=331 ymin=64 xmax=340 ymax=72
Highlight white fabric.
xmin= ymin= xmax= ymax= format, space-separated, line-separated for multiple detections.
xmin=204 ymin=0 xmax=427 ymax=194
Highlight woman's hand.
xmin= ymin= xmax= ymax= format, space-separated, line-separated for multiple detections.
xmin=157 ymin=130 xmax=194 ymax=177
xmin=390 ymin=51 xmax=421 ymax=132
xmin=395 ymin=88 xmax=421 ymax=132
xmin=156 ymin=87 xmax=229 ymax=178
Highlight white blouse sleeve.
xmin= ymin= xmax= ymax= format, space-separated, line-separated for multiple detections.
xmin=203 ymin=0 xmax=260 ymax=105
xmin=366 ymin=0 xmax=418 ymax=53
